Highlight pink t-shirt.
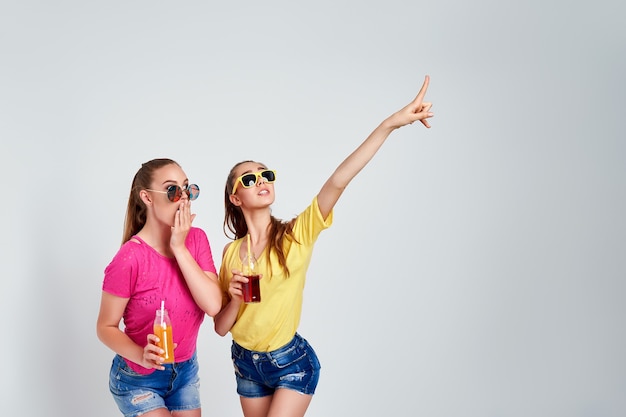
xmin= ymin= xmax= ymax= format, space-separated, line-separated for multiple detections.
xmin=102 ymin=227 xmax=216 ymax=374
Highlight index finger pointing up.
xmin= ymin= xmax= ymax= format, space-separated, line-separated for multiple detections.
xmin=414 ymin=75 xmax=430 ymax=103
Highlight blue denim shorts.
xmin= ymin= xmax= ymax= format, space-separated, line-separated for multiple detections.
xmin=231 ymin=333 xmax=321 ymax=398
xmin=108 ymin=352 xmax=201 ymax=417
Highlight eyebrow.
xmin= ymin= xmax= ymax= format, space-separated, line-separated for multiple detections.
xmin=240 ymin=167 xmax=267 ymax=175
xmin=161 ymin=178 xmax=189 ymax=186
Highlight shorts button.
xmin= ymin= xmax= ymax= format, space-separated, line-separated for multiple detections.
xmin=252 ymin=354 xmax=259 ymax=360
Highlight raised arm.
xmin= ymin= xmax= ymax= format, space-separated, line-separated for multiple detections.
xmin=170 ymin=200 xmax=222 ymax=317
xmin=317 ymin=75 xmax=434 ymax=219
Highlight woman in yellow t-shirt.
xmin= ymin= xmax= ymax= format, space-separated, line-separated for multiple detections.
xmin=214 ymin=75 xmax=434 ymax=417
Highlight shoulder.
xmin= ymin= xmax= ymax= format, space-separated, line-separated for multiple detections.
xmin=105 ymin=239 xmax=143 ymax=275
xmin=114 ymin=238 xmax=143 ymax=257
xmin=183 ymin=228 xmax=213 ymax=258
xmin=222 ymin=241 xmax=234 ymax=258
xmin=296 ymin=196 xmax=331 ymax=224
xmin=189 ymin=227 xmax=206 ymax=237
xmin=291 ymin=196 xmax=332 ymax=238
xmin=187 ymin=227 xmax=210 ymax=244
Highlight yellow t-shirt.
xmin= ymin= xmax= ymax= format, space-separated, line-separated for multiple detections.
xmin=219 ymin=196 xmax=333 ymax=351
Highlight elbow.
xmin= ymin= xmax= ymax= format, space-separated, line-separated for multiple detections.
xmin=96 ymin=326 xmax=103 ymax=343
xmin=206 ymin=293 xmax=223 ymax=318
xmin=205 ymin=304 xmax=221 ymax=318
xmin=213 ymin=321 xmax=229 ymax=337
xmin=95 ymin=321 xmax=107 ymax=344
xmin=201 ymin=289 xmax=223 ymax=318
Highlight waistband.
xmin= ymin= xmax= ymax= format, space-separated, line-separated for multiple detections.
xmin=232 ymin=333 xmax=303 ymax=359
xmin=117 ymin=350 xmax=197 ymax=374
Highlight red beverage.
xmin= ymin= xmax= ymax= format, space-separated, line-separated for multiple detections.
xmin=242 ymin=274 xmax=261 ymax=303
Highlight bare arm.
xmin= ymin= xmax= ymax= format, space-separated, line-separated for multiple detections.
xmin=213 ymin=242 xmax=247 ymax=336
xmin=170 ymin=200 xmax=223 ymax=317
xmin=96 ymin=291 xmax=167 ymax=370
xmin=317 ymin=75 xmax=434 ymax=219
xmin=213 ymin=286 xmax=243 ymax=336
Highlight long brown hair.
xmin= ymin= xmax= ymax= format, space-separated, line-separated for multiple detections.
xmin=223 ymin=160 xmax=297 ymax=277
xmin=121 ymin=158 xmax=180 ymax=244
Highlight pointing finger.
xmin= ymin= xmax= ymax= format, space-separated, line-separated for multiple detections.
xmin=413 ymin=75 xmax=430 ymax=104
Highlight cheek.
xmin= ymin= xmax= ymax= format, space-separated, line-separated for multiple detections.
xmin=155 ymin=203 xmax=178 ymax=224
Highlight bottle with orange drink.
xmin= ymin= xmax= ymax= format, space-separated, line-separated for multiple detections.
xmin=153 ymin=307 xmax=175 ymax=363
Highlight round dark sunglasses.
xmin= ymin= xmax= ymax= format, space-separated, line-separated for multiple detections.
xmin=147 ymin=184 xmax=200 ymax=202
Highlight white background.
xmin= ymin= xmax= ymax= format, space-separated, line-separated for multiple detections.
xmin=1 ymin=1 xmax=624 ymax=416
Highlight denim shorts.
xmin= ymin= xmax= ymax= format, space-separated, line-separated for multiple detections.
xmin=231 ymin=333 xmax=321 ymax=398
xmin=109 ymin=352 xmax=201 ymax=417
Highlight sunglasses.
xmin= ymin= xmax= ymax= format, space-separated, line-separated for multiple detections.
xmin=147 ymin=184 xmax=200 ymax=202
xmin=231 ymin=170 xmax=276 ymax=194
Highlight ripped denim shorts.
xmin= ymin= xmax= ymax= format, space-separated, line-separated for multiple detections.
xmin=108 ymin=352 xmax=201 ymax=417
xmin=231 ymin=333 xmax=321 ymax=397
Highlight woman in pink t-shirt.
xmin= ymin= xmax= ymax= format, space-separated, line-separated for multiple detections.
xmin=96 ymin=158 xmax=222 ymax=417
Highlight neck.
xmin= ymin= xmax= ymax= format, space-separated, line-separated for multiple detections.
xmin=243 ymin=209 xmax=271 ymax=242
xmin=136 ymin=220 xmax=173 ymax=257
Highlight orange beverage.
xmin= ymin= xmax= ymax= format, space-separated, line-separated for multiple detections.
xmin=154 ymin=309 xmax=175 ymax=363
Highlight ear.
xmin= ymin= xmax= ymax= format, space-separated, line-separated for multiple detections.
xmin=229 ymin=193 xmax=242 ymax=207
xmin=139 ymin=190 xmax=153 ymax=206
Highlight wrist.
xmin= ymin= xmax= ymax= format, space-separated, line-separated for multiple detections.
xmin=379 ymin=116 xmax=400 ymax=132
xmin=171 ymin=245 xmax=189 ymax=259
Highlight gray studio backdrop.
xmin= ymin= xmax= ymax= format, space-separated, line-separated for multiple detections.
xmin=2 ymin=1 xmax=624 ymax=416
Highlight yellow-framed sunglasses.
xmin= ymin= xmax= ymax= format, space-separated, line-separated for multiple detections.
xmin=232 ymin=170 xmax=277 ymax=194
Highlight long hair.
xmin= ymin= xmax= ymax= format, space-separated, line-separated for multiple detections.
xmin=121 ymin=158 xmax=180 ymax=244
xmin=223 ymin=160 xmax=297 ymax=277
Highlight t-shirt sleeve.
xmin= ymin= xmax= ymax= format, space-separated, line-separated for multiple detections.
xmin=190 ymin=227 xmax=217 ymax=274
xmin=293 ymin=196 xmax=333 ymax=244
xmin=102 ymin=242 xmax=138 ymax=298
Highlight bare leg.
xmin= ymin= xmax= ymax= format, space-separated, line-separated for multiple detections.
xmin=139 ymin=408 xmax=200 ymax=417
xmin=241 ymin=395 xmax=273 ymax=417
xmin=266 ymin=389 xmax=313 ymax=417
xmin=139 ymin=408 xmax=172 ymax=417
